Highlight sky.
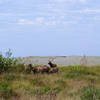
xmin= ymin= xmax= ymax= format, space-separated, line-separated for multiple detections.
xmin=0 ymin=0 xmax=100 ymax=57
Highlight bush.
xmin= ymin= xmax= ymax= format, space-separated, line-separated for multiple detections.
xmin=0 ymin=49 xmax=17 ymax=73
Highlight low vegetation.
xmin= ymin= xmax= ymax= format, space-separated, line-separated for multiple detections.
xmin=0 ymin=50 xmax=100 ymax=100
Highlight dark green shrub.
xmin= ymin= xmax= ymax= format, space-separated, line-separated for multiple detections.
xmin=0 ymin=49 xmax=17 ymax=73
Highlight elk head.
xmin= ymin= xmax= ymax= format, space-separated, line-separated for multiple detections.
xmin=48 ymin=57 xmax=57 ymax=68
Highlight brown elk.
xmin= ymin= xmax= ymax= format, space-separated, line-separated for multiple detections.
xmin=48 ymin=61 xmax=57 ymax=68
xmin=32 ymin=65 xmax=50 ymax=74
xmin=48 ymin=58 xmax=58 ymax=73
xmin=48 ymin=57 xmax=57 ymax=68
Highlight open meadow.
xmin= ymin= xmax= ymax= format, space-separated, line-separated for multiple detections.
xmin=1 ymin=65 xmax=100 ymax=100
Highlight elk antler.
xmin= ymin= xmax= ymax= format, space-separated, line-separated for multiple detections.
xmin=48 ymin=57 xmax=55 ymax=62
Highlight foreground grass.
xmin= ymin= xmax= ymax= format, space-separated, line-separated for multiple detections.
xmin=1 ymin=65 xmax=100 ymax=100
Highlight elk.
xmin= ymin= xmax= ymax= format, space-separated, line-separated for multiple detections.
xmin=48 ymin=61 xmax=57 ymax=68
xmin=32 ymin=65 xmax=50 ymax=74
xmin=48 ymin=57 xmax=58 ymax=73
xmin=48 ymin=57 xmax=57 ymax=68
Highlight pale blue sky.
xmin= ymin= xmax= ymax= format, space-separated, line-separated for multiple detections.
xmin=0 ymin=0 xmax=100 ymax=57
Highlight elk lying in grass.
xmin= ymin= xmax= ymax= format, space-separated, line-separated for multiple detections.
xmin=32 ymin=65 xmax=50 ymax=74
xmin=25 ymin=60 xmax=58 ymax=74
xmin=49 ymin=67 xmax=58 ymax=73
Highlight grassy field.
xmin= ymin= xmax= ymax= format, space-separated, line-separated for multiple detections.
xmin=1 ymin=65 xmax=100 ymax=100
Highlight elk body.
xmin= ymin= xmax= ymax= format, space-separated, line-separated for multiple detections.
xmin=32 ymin=65 xmax=50 ymax=74
xmin=25 ymin=61 xmax=58 ymax=74
xmin=49 ymin=67 xmax=58 ymax=73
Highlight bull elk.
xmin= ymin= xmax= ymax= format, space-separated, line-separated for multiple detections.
xmin=48 ymin=57 xmax=57 ymax=68
xmin=48 ymin=61 xmax=57 ymax=68
xmin=48 ymin=58 xmax=58 ymax=73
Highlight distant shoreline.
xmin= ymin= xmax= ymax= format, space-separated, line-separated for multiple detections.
xmin=18 ymin=56 xmax=100 ymax=66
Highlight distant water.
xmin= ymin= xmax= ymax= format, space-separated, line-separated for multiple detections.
xmin=18 ymin=56 xmax=100 ymax=66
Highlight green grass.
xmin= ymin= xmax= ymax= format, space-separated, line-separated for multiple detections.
xmin=0 ymin=81 xmax=16 ymax=99
xmin=1 ymin=65 xmax=100 ymax=100
xmin=80 ymin=85 xmax=100 ymax=100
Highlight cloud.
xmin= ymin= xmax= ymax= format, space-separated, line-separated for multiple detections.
xmin=18 ymin=19 xmax=34 ymax=25
xmin=17 ymin=7 xmax=100 ymax=26
xmin=18 ymin=18 xmax=58 ymax=25
xmin=17 ymin=17 xmax=77 ymax=26
xmin=18 ymin=17 xmax=45 ymax=25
